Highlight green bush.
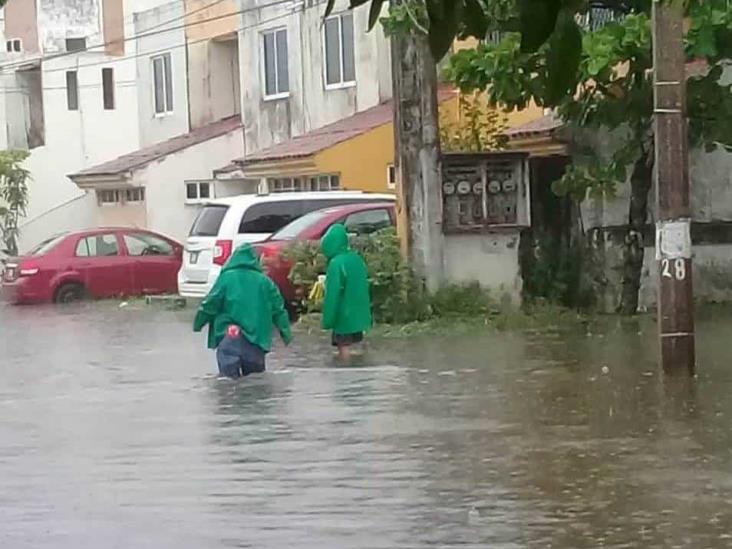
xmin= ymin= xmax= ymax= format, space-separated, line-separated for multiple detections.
xmin=285 ymin=229 xmax=498 ymax=325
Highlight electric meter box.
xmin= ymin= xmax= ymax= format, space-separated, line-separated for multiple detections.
xmin=442 ymin=152 xmax=531 ymax=232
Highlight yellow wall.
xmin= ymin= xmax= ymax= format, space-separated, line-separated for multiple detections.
xmin=185 ymin=0 xmax=239 ymax=41
xmin=314 ymin=123 xmax=395 ymax=193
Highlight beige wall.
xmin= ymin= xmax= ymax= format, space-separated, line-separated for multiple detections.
xmin=97 ymin=203 xmax=147 ymax=229
xmin=4 ymin=0 xmax=40 ymax=53
xmin=102 ymin=0 xmax=125 ymax=55
xmin=185 ymin=0 xmax=238 ymax=41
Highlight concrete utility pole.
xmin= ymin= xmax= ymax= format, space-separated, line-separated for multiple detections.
xmin=390 ymin=0 xmax=444 ymax=291
xmin=652 ymin=0 xmax=695 ymax=374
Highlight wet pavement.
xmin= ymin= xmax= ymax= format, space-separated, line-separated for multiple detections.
xmin=2 ymin=302 xmax=732 ymax=548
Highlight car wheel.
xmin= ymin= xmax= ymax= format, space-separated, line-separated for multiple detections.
xmin=54 ymin=283 xmax=86 ymax=304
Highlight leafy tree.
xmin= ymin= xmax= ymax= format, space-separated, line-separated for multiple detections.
xmin=440 ymin=92 xmax=508 ymax=152
xmin=0 ymin=150 xmax=30 ymax=256
xmin=446 ymin=0 xmax=732 ymax=313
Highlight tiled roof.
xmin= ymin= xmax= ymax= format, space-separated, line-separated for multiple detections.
xmin=70 ymin=116 xmax=242 ymax=178
xmin=504 ymin=113 xmax=563 ymax=139
xmin=238 ymin=88 xmax=458 ymax=165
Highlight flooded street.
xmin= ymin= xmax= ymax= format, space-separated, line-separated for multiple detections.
xmin=2 ymin=303 xmax=732 ymax=548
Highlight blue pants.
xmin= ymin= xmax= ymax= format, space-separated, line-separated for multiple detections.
xmin=216 ymin=334 xmax=266 ymax=378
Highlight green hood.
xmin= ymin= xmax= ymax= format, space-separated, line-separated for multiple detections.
xmin=223 ymin=243 xmax=262 ymax=272
xmin=321 ymin=224 xmax=349 ymax=260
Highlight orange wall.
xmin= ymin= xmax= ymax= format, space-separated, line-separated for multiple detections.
xmin=185 ymin=0 xmax=239 ymax=41
xmin=4 ymin=0 xmax=39 ymax=53
xmin=103 ymin=0 xmax=125 ymax=55
xmin=315 ymin=123 xmax=395 ymax=193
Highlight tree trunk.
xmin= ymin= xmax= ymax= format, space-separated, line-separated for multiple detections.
xmin=391 ymin=1 xmax=444 ymax=291
xmin=619 ymin=149 xmax=654 ymax=314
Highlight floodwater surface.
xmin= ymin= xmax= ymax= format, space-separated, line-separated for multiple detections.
xmin=1 ymin=302 xmax=732 ymax=548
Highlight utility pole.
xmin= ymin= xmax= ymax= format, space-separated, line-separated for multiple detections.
xmin=652 ymin=0 xmax=695 ymax=374
xmin=390 ymin=0 xmax=444 ymax=291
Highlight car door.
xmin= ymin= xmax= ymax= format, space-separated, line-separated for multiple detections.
xmin=73 ymin=232 xmax=134 ymax=298
xmin=122 ymin=232 xmax=180 ymax=295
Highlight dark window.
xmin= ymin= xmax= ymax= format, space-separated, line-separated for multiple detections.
xmin=125 ymin=188 xmax=145 ymax=202
xmin=66 ymin=71 xmax=79 ymax=111
xmin=239 ymin=201 xmax=303 ymax=234
xmin=186 ymin=183 xmax=198 ymax=200
xmin=190 ymin=205 xmax=229 ymax=237
xmin=65 ymin=38 xmax=87 ymax=52
xmin=152 ymin=54 xmax=173 ymax=114
xmin=344 ymin=208 xmax=392 ymax=234
xmin=199 ymin=183 xmax=211 ymax=199
xmin=123 ymin=233 xmax=173 ymax=257
xmin=102 ymin=68 xmax=115 ymax=110
xmin=263 ymin=29 xmax=289 ymax=97
xmin=6 ymin=39 xmax=21 ymax=52
xmin=75 ymin=234 xmax=119 ymax=257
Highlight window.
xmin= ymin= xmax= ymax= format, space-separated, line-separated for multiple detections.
xmin=152 ymin=54 xmax=174 ymax=114
xmin=239 ymin=201 xmax=303 ymax=234
xmin=123 ymin=233 xmax=174 ymax=257
xmin=185 ymin=181 xmax=213 ymax=202
xmin=102 ymin=68 xmax=115 ymax=110
xmin=189 ymin=205 xmax=229 ymax=237
xmin=125 ymin=188 xmax=145 ymax=203
xmin=75 ymin=234 xmax=119 ymax=257
xmin=66 ymin=38 xmax=87 ymax=52
xmin=66 ymin=71 xmax=79 ymax=111
xmin=98 ymin=190 xmax=121 ymax=205
xmin=270 ymin=209 xmax=332 ymax=240
xmin=307 ymin=175 xmax=341 ymax=191
xmin=344 ymin=208 xmax=392 ymax=235
xmin=324 ymin=13 xmax=355 ymax=87
xmin=262 ymin=29 xmax=289 ymax=98
xmin=387 ymin=164 xmax=396 ymax=190
xmin=6 ymin=39 xmax=21 ymax=53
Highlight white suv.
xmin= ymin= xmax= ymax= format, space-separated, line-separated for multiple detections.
xmin=178 ymin=191 xmax=395 ymax=298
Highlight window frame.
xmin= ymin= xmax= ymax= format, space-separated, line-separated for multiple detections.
xmin=66 ymin=70 xmax=79 ymax=111
xmin=102 ymin=67 xmax=115 ymax=110
xmin=387 ymin=164 xmax=396 ymax=190
xmin=323 ymin=12 xmax=356 ymax=90
xmin=151 ymin=53 xmax=174 ymax=116
xmin=185 ymin=181 xmax=214 ymax=204
xmin=261 ymin=27 xmax=290 ymax=100
xmin=6 ymin=38 xmax=22 ymax=53
xmin=75 ymin=233 xmax=120 ymax=258
xmin=123 ymin=232 xmax=174 ymax=257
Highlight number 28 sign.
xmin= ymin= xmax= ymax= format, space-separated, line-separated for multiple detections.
xmin=656 ymin=220 xmax=691 ymax=282
xmin=661 ymin=258 xmax=686 ymax=281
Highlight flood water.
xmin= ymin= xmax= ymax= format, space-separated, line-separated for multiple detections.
xmin=2 ymin=302 xmax=732 ymax=548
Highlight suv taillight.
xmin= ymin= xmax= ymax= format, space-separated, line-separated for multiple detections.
xmin=213 ymin=240 xmax=233 ymax=266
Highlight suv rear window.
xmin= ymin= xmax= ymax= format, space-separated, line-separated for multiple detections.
xmin=239 ymin=201 xmax=303 ymax=234
xmin=190 ymin=205 xmax=229 ymax=237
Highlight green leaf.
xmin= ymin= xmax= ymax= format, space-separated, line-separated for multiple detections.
xmin=426 ymin=0 xmax=462 ymax=60
xmin=519 ymin=0 xmax=561 ymax=53
xmin=324 ymin=0 xmax=336 ymax=18
xmin=368 ymin=0 xmax=386 ymax=30
xmin=462 ymin=0 xmax=488 ymax=39
xmin=545 ymin=10 xmax=581 ymax=105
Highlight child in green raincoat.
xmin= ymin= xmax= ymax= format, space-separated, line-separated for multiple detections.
xmin=320 ymin=224 xmax=372 ymax=360
xmin=193 ymin=243 xmax=292 ymax=378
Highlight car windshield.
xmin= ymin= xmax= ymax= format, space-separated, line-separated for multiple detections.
xmin=190 ymin=205 xmax=229 ymax=237
xmin=26 ymin=233 xmax=67 ymax=256
xmin=270 ymin=209 xmax=333 ymax=240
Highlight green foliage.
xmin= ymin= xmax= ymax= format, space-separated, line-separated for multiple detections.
xmin=285 ymin=229 xmax=499 ymax=324
xmin=439 ymin=92 xmax=508 ymax=152
xmin=0 ymin=150 xmax=30 ymax=256
xmin=448 ymin=1 xmax=732 ymax=201
xmin=522 ymin=236 xmax=588 ymax=307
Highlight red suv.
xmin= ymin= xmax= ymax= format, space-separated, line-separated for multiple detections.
xmin=254 ymin=202 xmax=395 ymax=304
xmin=2 ymin=228 xmax=183 ymax=304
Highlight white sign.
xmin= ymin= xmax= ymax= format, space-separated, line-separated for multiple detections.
xmin=655 ymin=219 xmax=691 ymax=260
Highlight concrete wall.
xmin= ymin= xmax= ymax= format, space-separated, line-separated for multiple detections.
xmin=187 ymin=38 xmax=241 ymax=129
xmin=581 ymin=144 xmax=732 ymax=311
xmin=238 ymin=0 xmax=391 ymax=155
xmin=18 ymin=192 xmax=98 ymax=252
xmin=141 ymin=128 xmax=245 ymax=241
xmin=134 ymin=1 xmax=190 ymax=146
xmin=97 ymin=200 xmax=147 ymax=228
xmin=4 ymin=0 xmax=40 ymax=53
xmin=37 ymin=0 xmax=101 ymax=53
xmin=444 ymin=232 xmax=523 ymax=304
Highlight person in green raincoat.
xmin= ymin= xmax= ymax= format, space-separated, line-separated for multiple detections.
xmin=193 ymin=243 xmax=292 ymax=378
xmin=320 ymin=224 xmax=372 ymax=360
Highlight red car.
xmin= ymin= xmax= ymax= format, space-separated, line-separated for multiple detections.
xmin=2 ymin=228 xmax=183 ymax=304
xmin=254 ymin=202 xmax=395 ymax=304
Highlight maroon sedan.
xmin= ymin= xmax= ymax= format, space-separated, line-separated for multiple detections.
xmin=2 ymin=228 xmax=183 ymax=304
xmin=254 ymin=202 xmax=395 ymax=304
